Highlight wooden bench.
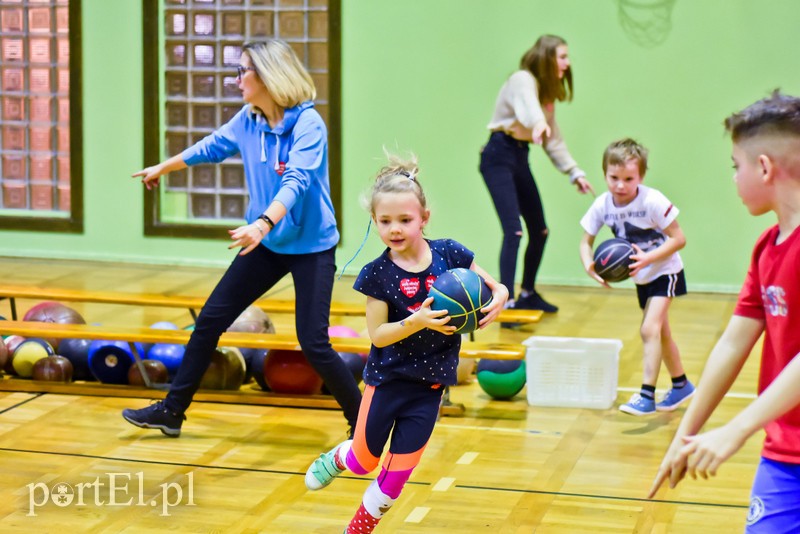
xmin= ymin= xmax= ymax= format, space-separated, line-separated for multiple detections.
xmin=0 ymin=284 xmax=543 ymax=325
xmin=0 ymin=320 xmax=527 ymax=416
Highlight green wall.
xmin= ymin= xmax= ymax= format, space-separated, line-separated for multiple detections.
xmin=1 ymin=0 xmax=799 ymax=291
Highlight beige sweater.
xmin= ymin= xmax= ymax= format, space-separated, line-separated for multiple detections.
xmin=486 ymin=70 xmax=585 ymax=183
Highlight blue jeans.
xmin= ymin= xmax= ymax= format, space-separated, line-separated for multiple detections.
xmin=164 ymin=244 xmax=362 ymax=427
xmin=479 ymin=131 xmax=547 ymax=300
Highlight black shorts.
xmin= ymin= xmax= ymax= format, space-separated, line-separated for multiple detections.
xmin=636 ymin=270 xmax=687 ymax=309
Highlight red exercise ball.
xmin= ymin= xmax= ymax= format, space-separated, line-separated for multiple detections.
xmin=263 ymin=349 xmax=323 ymax=395
xmin=32 ymin=355 xmax=73 ymax=383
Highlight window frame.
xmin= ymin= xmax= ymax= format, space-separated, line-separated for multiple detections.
xmin=141 ymin=0 xmax=341 ymax=239
xmin=0 ymin=0 xmax=84 ymax=233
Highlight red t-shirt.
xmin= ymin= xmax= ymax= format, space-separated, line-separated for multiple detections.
xmin=734 ymin=224 xmax=800 ymax=463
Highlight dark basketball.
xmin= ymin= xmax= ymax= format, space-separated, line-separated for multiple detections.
xmin=57 ymin=337 xmax=95 ymax=381
xmin=429 ymin=268 xmax=493 ymax=335
xmin=593 ymin=238 xmax=635 ymax=283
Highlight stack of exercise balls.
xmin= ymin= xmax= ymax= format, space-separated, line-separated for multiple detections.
xmin=3 ymin=302 xmax=86 ymax=382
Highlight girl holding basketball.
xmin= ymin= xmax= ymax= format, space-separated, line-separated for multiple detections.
xmin=579 ymin=138 xmax=693 ymax=416
xmin=304 ymin=153 xmax=507 ymax=533
xmin=479 ymin=34 xmax=595 ymax=316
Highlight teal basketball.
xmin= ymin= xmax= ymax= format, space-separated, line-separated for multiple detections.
xmin=476 ymin=359 xmax=526 ymax=400
xmin=429 ymin=268 xmax=493 ymax=334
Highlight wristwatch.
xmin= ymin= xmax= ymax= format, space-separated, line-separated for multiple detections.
xmin=258 ymin=214 xmax=275 ymax=229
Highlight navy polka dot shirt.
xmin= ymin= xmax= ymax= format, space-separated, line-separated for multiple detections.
xmin=353 ymin=238 xmax=474 ymax=387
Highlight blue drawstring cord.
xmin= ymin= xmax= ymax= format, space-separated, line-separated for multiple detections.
xmin=337 ymin=217 xmax=372 ymax=280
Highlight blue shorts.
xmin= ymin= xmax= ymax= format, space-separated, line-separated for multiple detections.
xmin=746 ymin=457 xmax=800 ymax=533
xmin=636 ymin=270 xmax=687 ymax=309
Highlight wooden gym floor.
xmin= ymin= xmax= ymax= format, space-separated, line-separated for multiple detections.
xmin=0 ymin=256 xmax=761 ymax=533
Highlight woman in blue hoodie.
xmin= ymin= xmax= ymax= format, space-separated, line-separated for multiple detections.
xmin=122 ymin=39 xmax=362 ymax=438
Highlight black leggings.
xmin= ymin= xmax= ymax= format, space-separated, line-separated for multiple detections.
xmin=479 ymin=131 xmax=548 ymax=300
xmin=164 ymin=244 xmax=362 ymax=428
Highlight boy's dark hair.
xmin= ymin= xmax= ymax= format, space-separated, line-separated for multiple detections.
xmin=724 ymin=90 xmax=800 ymax=142
xmin=602 ymin=138 xmax=649 ymax=176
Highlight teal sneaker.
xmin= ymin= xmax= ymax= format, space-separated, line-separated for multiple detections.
xmin=656 ymin=383 xmax=696 ymax=412
xmin=305 ymin=440 xmax=350 ymax=490
xmin=619 ymin=394 xmax=656 ymax=416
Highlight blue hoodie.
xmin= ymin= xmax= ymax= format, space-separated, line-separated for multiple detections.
xmin=181 ymin=101 xmax=339 ymax=255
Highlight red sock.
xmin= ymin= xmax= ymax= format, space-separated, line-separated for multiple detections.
xmin=346 ymin=503 xmax=381 ymax=533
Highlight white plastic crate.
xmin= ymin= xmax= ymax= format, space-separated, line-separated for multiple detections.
xmin=523 ymin=336 xmax=621 ymax=409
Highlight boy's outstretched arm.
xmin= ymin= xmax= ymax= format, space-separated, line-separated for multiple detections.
xmin=681 ymin=346 xmax=800 ymax=481
xmin=648 ymin=315 xmax=763 ymax=498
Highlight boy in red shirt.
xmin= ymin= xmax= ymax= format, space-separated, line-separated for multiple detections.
xmin=648 ymin=91 xmax=800 ymax=533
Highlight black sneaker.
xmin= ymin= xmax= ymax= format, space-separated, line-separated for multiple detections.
xmin=516 ymin=292 xmax=558 ymax=313
xmin=122 ymin=400 xmax=186 ymax=437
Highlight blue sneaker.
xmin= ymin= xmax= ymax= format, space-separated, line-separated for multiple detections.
xmin=305 ymin=440 xmax=351 ymax=490
xmin=619 ymin=394 xmax=656 ymax=416
xmin=656 ymin=383 xmax=696 ymax=412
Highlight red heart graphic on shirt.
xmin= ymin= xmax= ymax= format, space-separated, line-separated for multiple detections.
xmin=407 ymin=303 xmax=422 ymax=313
xmin=425 ymin=275 xmax=436 ymax=292
xmin=400 ymin=278 xmax=420 ymax=298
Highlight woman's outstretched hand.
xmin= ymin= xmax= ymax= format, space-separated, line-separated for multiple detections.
xmin=132 ymin=165 xmax=164 ymax=190
xmin=575 ymin=177 xmax=595 ymax=196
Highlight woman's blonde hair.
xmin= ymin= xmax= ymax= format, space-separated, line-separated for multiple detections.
xmin=365 ymin=151 xmax=428 ymax=216
xmin=520 ymin=34 xmax=573 ymax=104
xmin=244 ymin=39 xmax=316 ymax=108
